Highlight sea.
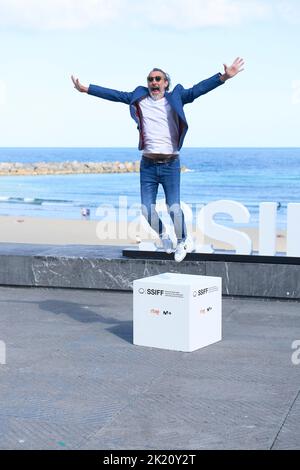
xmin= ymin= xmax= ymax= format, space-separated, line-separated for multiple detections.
xmin=0 ymin=147 xmax=299 ymax=228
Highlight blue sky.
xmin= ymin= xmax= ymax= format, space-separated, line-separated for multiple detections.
xmin=0 ymin=0 xmax=299 ymax=147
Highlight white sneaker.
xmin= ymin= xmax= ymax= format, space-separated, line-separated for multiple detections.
xmin=174 ymin=240 xmax=188 ymax=262
xmin=185 ymin=235 xmax=194 ymax=253
xmin=161 ymin=235 xmax=173 ymax=254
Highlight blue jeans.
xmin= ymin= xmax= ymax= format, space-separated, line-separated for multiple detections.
xmin=140 ymin=156 xmax=187 ymax=242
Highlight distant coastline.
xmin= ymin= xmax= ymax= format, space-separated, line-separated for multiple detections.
xmin=0 ymin=161 xmax=188 ymax=176
xmin=0 ymin=161 xmax=140 ymax=176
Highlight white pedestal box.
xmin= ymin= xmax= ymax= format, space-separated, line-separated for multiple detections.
xmin=133 ymin=272 xmax=222 ymax=352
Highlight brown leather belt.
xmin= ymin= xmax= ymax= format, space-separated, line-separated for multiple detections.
xmin=142 ymin=154 xmax=179 ymax=164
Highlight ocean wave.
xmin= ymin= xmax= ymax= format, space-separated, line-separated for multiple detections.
xmin=42 ymin=202 xmax=75 ymax=207
xmin=0 ymin=196 xmax=73 ymax=205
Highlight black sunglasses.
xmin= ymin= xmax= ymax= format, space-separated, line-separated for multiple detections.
xmin=147 ymin=76 xmax=163 ymax=83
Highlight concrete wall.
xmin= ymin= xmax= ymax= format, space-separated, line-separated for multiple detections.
xmin=0 ymin=243 xmax=299 ymax=299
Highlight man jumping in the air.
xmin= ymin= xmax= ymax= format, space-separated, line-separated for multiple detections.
xmin=72 ymin=57 xmax=244 ymax=262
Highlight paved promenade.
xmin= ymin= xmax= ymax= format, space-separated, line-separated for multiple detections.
xmin=0 ymin=286 xmax=299 ymax=450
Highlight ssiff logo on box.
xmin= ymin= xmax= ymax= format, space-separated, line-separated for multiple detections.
xmin=139 ymin=286 xmax=218 ymax=296
xmin=139 ymin=288 xmax=164 ymax=295
xmin=193 ymin=286 xmax=219 ymax=297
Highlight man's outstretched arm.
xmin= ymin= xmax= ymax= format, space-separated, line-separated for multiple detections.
xmin=71 ymin=75 xmax=133 ymax=104
xmin=181 ymin=57 xmax=245 ymax=104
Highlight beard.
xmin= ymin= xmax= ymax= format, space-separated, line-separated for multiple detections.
xmin=150 ymin=90 xmax=165 ymax=101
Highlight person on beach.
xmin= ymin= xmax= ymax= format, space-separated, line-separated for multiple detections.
xmin=71 ymin=57 xmax=244 ymax=262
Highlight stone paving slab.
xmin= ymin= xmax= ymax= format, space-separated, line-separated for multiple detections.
xmin=0 ymin=286 xmax=299 ymax=450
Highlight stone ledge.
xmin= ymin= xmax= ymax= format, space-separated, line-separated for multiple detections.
xmin=0 ymin=243 xmax=299 ymax=299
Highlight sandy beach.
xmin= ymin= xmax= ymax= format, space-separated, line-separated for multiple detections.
xmin=0 ymin=215 xmax=287 ymax=253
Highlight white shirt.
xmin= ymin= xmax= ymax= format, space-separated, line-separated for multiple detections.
xmin=139 ymin=96 xmax=179 ymax=155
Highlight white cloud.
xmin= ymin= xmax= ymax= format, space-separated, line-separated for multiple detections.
xmin=0 ymin=80 xmax=7 ymax=107
xmin=0 ymin=0 xmax=299 ymax=31
xmin=275 ymin=0 xmax=300 ymax=24
xmin=0 ymin=0 xmax=123 ymax=30
xmin=137 ymin=0 xmax=271 ymax=30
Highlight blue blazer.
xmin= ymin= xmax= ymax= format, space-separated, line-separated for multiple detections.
xmin=88 ymin=73 xmax=225 ymax=151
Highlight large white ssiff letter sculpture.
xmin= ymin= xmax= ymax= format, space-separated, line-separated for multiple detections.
xmin=287 ymin=203 xmax=300 ymax=257
xmin=197 ymin=200 xmax=252 ymax=255
xmin=138 ymin=198 xmax=300 ymax=257
xmin=200 ymin=201 xmax=300 ymax=257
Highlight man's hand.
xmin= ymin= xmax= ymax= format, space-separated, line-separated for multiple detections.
xmin=220 ymin=57 xmax=244 ymax=82
xmin=71 ymin=75 xmax=88 ymax=93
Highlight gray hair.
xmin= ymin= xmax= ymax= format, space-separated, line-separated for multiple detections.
xmin=149 ymin=68 xmax=171 ymax=91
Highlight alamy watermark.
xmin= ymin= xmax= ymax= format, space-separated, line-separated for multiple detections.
xmin=0 ymin=340 xmax=6 ymax=365
xmin=291 ymin=340 xmax=300 ymax=365
xmin=95 ymin=196 xmax=197 ymax=243
xmin=93 ymin=196 xmax=300 ymax=258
